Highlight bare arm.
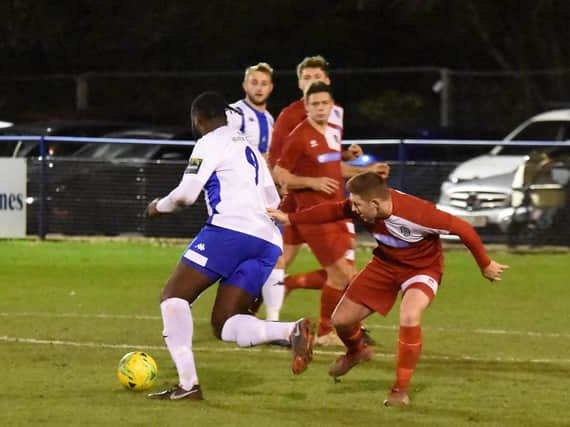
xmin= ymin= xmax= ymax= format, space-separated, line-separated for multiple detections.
xmin=340 ymin=161 xmax=391 ymax=178
xmin=268 ymin=199 xmax=351 ymax=225
xmin=481 ymin=260 xmax=510 ymax=282
xmin=273 ymin=165 xmax=340 ymax=194
xmin=341 ymin=144 xmax=363 ymax=161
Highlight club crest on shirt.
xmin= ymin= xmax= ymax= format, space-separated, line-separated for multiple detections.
xmin=185 ymin=158 xmax=203 ymax=174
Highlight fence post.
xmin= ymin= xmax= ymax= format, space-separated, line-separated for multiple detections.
xmin=76 ymin=74 xmax=89 ymax=111
xmin=440 ymin=68 xmax=452 ymax=128
xmin=398 ymin=139 xmax=406 ymax=192
xmin=38 ymin=136 xmax=47 ymax=240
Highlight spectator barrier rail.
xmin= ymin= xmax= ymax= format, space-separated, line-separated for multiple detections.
xmin=0 ymin=136 xmax=568 ymax=246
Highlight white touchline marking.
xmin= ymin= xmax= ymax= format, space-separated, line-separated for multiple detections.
xmin=1 ymin=335 xmax=570 ymax=365
xmin=1 ymin=311 xmax=570 ymax=339
xmin=0 ymin=312 xmax=161 ymax=321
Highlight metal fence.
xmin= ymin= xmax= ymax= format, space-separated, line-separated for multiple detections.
xmin=1 ymin=136 xmax=568 ymax=246
xmin=1 ymin=68 xmax=569 ymax=138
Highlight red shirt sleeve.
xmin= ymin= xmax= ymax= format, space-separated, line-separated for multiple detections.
xmin=447 ymin=215 xmax=492 ymax=270
xmin=289 ymin=199 xmax=352 ymax=224
xmin=417 ymin=204 xmax=492 ymax=270
xmin=270 ymin=107 xmax=299 ymax=168
xmin=277 ymin=130 xmax=304 ymax=172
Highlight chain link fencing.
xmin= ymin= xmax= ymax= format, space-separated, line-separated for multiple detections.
xmin=5 ymin=137 xmax=566 ymax=247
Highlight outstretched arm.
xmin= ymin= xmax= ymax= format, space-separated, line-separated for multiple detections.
xmin=417 ymin=203 xmax=510 ymax=281
xmin=268 ymin=199 xmax=352 ymax=225
xmin=447 ymin=215 xmax=510 ymax=281
xmin=145 ymin=173 xmax=205 ymax=217
xmin=481 ymin=260 xmax=510 ymax=282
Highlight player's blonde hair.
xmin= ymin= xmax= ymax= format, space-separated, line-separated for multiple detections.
xmin=296 ymin=55 xmax=330 ymax=79
xmin=244 ymin=62 xmax=274 ymax=81
xmin=346 ymin=172 xmax=389 ymax=201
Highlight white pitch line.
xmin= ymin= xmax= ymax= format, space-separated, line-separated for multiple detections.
xmin=0 ymin=311 xmax=161 ymax=321
xmin=1 ymin=335 xmax=570 ymax=365
xmin=2 ymin=311 xmax=570 ymax=340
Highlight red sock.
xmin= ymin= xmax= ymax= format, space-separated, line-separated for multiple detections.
xmin=394 ymin=325 xmax=422 ymax=392
xmin=285 ymin=269 xmax=327 ymax=292
xmin=336 ymin=323 xmax=364 ymax=354
xmin=318 ymin=284 xmax=344 ymax=336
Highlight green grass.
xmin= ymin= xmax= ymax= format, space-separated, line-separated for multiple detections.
xmin=0 ymin=240 xmax=569 ymax=426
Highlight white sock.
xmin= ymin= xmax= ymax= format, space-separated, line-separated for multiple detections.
xmin=160 ymin=297 xmax=199 ymax=390
xmin=261 ymin=268 xmax=285 ymax=321
xmin=220 ymin=314 xmax=296 ymax=347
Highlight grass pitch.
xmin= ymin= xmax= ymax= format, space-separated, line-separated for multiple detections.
xmin=0 ymin=240 xmax=569 ymax=426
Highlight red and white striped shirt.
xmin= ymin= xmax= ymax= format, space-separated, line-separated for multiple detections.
xmin=289 ymin=189 xmax=491 ymax=270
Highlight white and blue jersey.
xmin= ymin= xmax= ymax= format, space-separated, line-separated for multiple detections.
xmin=186 ymin=125 xmax=281 ymax=247
xmin=156 ymin=125 xmax=282 ymax=296
xmin=226 ymin=99 xmax=274 ymax=154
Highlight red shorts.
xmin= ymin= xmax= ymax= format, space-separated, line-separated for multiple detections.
xmin=283 ymin=223 xmax=305 ymax=246
xmin=286 ymin=220 xmax=354 ymax=266
xmin=279 ymin=193 xmax=297 ymax=213
xmin=345 ymin=255 xmax=442 ymax=316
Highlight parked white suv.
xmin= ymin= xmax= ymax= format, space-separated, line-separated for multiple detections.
xmin=437 ymin=109 xmax=570 ymax=234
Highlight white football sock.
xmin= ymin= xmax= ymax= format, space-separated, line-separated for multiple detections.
xmin=160 ymin=297 xmax=198 ymax=390
xmin=220 ymin=314 xmax=296 ymax=347
xmin=261 ymin=268 xmax=285 ymax=321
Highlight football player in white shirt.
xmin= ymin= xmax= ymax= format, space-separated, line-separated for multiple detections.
xmin=226 ymin=62 xmax=285 ymax=322
xmin=226 ymin=62 xmax=274 ymax=159
xmin=145 ymin=92 xmax=314 ymax=401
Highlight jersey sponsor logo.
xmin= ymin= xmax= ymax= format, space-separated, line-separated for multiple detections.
xmin=185 ymin=158 xmax=203 ymax=174
xmin=317 ymin=152 xmax=342 ymax=163
xmin=373 ymin=232 xmax=410 ymax=248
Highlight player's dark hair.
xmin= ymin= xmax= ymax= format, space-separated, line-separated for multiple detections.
xmin=296 ymin=55 xmax=330 ymax=79
xmin=303 ymin=81 xmax=333 ymax=100
xmin=191 ymin=92 xmax=228 ymax=121
xmin=346 ymin=172 xmax=389 ymax=200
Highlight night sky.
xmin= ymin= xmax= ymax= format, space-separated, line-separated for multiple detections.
xmin=1 ymin=0 xmax=568 ymax=73
xmin=1 ymin=0 xmax=569 ymax=135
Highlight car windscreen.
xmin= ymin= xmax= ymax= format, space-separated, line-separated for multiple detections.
xmin=72 ymin=143 xmax=134 ymax=159
xmin=496 ymin=121 xmax=568 ymax=155
xmin=112 ymin=144 xmax=159 ymax=159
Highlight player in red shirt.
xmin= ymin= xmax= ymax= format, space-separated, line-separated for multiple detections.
xmin=269 ymin=56 xmax=363 ymax=317
xmin=274 ymin=83 xmax=389 ymax=345
xmin=269 ymin=171 xmax=509 ymax=406
xmin=269 ymin=55 xmax=353 ymax=170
